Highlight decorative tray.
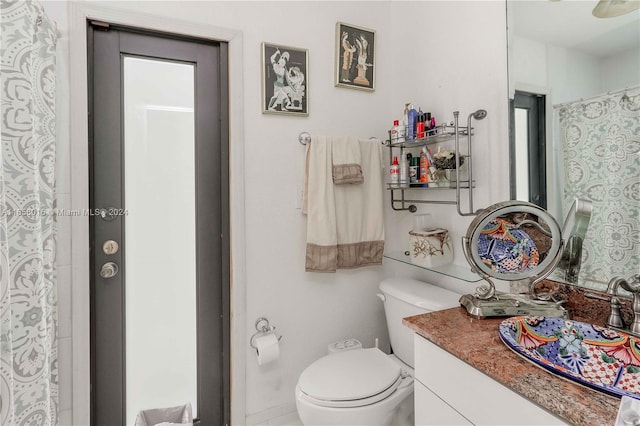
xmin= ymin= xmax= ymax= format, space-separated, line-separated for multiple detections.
xmin=499 ymin=316 xmax=640 ymax=399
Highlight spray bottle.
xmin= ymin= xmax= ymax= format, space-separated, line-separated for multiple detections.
xmin=419 ymin=147 xmax=430 ymax=187
xmin=416 ymin=108 xmax=425 ymax=139
xmin=391 ymin=120 xmax=401 ymax=142
xmin=390 ymin=156 xmax=400 ymax=185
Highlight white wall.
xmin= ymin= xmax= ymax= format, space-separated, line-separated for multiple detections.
xmin=547 ymin=44 xmax=602 ymax=105
xmin=384 ymin=1 xmax=510 ymax=286
xmin=510 ymin=34 xmax=639 ymax=225
xmin=512 ymin=34 xmax=639 ymax=105
xmin=602 ymin=48 xmax=640 ymax=91
xmin=42 ymin=1 xmax=510 ymax=424
xmin=512 ymin=35 xmax=548 ymax=90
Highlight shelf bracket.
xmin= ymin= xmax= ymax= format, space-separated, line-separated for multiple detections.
xmin=390 ymin=190 xmax=417 ymax=212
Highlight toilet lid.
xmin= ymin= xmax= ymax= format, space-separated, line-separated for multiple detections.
xmin=297 ymin=348 xmax=401 ymax=403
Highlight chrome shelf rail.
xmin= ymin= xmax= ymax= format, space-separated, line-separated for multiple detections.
xmin=385 ymin=110 xmax=486 ymax=216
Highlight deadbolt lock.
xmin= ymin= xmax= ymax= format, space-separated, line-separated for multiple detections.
xmin=102 ymin=240 xmax=119 ymax=255
xmin=100 ymin=262 xmax=119 ymax=279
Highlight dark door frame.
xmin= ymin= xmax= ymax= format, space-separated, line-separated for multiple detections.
xmin=88 ymin=21 xmax=230 ymax=425
xmin=509 ymin=90 xmax=547 ymax=208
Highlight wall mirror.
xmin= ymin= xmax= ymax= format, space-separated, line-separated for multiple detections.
xmin=507 ymin=0 xmax=640 ymax=295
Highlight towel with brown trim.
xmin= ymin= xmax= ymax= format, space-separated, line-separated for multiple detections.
xmin=303 ymin=135 xmax=384 ymax=272
xmin=331 ymin=135 xmax=363 ymax=185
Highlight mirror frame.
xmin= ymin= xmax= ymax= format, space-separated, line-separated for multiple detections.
xmin=463 ymin=200 xmax=563 ymax=284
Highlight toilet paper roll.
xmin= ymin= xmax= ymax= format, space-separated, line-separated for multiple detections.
xmin=254 ymin=333 xmax=280 ymax=365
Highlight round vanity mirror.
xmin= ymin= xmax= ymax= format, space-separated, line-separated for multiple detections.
xmin=460 ymin=200 xmax=592 ymax=319
xmin=463 ymin=201 xmax=563 ymax=283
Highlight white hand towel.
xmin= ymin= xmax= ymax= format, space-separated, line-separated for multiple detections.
xmin=331 ymin=135 xmax=363 ymax=185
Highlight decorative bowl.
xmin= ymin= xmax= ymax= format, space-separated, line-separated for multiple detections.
xmin=432 ymin=152 xmax=464 ymax=170
xmin=499 ymin=316 xmax=640 ymax=399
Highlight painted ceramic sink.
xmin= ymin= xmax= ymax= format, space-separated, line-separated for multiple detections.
xmin=499 ymin=316 xmax=640 ymax=399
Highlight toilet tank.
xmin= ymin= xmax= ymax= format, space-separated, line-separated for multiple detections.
xmin=379 ymin=278 xmax=460 ymax=368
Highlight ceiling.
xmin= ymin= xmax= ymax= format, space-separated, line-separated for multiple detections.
xmin=510 ymin=0 xmax=640 ymax=58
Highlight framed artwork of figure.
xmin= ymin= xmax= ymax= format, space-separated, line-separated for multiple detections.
xmin=335 ymin=22 xmax=375 ymax=91
xmin=261 ymin=42 xmax=309 ymax=115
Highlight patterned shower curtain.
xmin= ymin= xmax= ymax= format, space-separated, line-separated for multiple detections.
xmin=557 ymin=86 xmax=640 ymax=287
xmin=1 ymin=0 xmax=58 ymax=425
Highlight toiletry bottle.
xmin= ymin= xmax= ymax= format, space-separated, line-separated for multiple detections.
xmin=390 ymin=156 xmax=400 ymax=184
xmin=430 ymin=115 xmax=436 ymax=131
xmin=427 ymin=148 xmax=437 ymax=187
xmin=419 ymin=147 xmax=430 ymax=186
xmin=425 ymin=112 xmax=432 ymax=131
xmin=416 ymin=120 xmax=424 ymax=140
xmin=392 ymin=119 xmax=405 ymax=143
xmin=399 ymin=153 xmax=409 ymax=185
xmin=409 ymin=156 xmax=419 ymax=184
xmin=401 ymin=104 xmax=409 ymax=141
xmin=391 ymin=120 xmax=400 ymax=142
xmin=407 ymin=104 xmax=418 ymax=141
xmin=416 ymin=108 xmax=425 ymax=139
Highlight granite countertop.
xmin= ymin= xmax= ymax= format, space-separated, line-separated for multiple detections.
xmin=403 ymin=307 xmax=620 ymax=426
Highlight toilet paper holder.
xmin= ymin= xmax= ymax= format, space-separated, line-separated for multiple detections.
xmin=249 ymin=317 xmax=282 ymax=350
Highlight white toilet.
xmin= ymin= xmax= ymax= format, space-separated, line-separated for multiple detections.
xmin=295 ymin=278 xmax=461 ymax=426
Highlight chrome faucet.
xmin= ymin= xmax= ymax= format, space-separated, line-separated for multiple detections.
xmin=606 ymin=274 xmax=640 ymax=334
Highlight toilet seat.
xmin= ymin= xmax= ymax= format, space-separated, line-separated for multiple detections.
xmin=297 ymin=375 xmax=405 ymax=408
xmin=297 ymin=348 xmax=408 ymax=409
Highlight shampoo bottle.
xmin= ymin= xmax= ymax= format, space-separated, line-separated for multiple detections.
xmin=407 ymin=104 xmax=418 ymax=141
xmin=399 ymin=154 xmax=409 ymax=185
xmin=397 ymin=121 xmax=405 ymax=143
xmin=402 ymin=104 xmax=409 ymax=140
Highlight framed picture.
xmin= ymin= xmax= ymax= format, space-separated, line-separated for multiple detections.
xmin=335 ymin=22 xmax=375 ymax=91
xmin=261 ymin=42 xmax=308 ymax=116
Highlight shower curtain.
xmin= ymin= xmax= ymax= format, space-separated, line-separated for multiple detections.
xmin=557 ymin=86 xmax=640 ymax=287
xmin=1 ymin=1 xmax=58 ymax=425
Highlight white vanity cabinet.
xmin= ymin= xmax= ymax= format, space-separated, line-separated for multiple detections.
xmin=413 ymin=334 xmax=568 ymax=425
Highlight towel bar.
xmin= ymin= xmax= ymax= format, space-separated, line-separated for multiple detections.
xmin=298 ymin=132 xmax=380 ymax=145
xmin=298 ymin=132 xmax=311 ymax=145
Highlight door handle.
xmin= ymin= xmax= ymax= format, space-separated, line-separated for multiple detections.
xmin=100 ymin=262 xmax=119 ymax=279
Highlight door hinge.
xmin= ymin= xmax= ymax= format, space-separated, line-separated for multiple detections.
xmin=90 ymin=20 xmax=110 ymax=31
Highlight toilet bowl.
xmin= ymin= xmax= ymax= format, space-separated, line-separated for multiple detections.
xmin=295 ymin=278 xmax=461 ymax=426
xmin=295 ymin=348 xmax=414 ymax=426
